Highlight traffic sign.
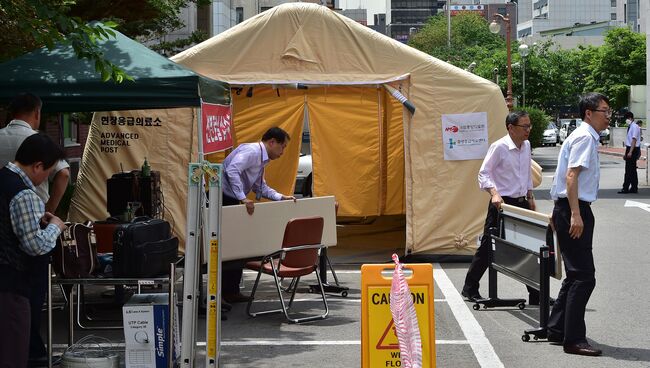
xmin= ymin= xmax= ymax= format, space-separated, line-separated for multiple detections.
xmin=361 ymin=264 xmax=435 ymax=368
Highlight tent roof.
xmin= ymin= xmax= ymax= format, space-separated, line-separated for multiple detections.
xmin=172 ymin=3 xmax=511 ymax=256
xmin=0 ymin=23 xmax=228 ymax=112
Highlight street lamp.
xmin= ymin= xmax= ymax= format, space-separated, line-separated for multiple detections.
xmin=518 ymin=44 xmax=530 ymax=107
xmin=489 ymin=14 xmax=513 ymax=110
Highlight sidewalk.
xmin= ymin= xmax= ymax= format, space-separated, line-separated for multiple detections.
xmin=598 ymin=146 xmax=647 ymax=168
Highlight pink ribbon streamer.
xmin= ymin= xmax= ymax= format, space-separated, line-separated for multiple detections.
xmin=390 ymin=254 xmax=422 ymax=368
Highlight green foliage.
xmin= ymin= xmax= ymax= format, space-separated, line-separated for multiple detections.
xmin=519 ymin=106 xmax=551 ymax=148
xmin=585 ymin=27 xmax=646 ymax=110
xmin=407 ymin=14 xmax=646 ymax=113
xmin=409 ymin=13 xmax=503 ymax=68
xmin=0 ymin=0 xmax=210 ymax=82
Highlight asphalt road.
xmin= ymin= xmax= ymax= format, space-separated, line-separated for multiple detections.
xmin=50 ymin=145 xmax=650 ymax=367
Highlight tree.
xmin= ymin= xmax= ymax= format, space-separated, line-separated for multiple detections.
xmin=0 ymin=0 xmax=209 ymax=82
xmin=584 ymin=27 xmax=646 ymax=110
xmin=409 ymin=13 xmax=504 ymax=69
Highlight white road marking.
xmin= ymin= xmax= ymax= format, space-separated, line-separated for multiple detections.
xmin=624 ymin=200 xmax=650 ymax=213
xmin=434 ymin=263 xmax=504 ymax=368
xmin=52 ymin=339 xmax=469 ymax=349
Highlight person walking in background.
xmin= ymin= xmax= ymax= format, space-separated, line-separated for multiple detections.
xmin=618 ymin=116 xmax=641 ymax=194
xmin=462 ymin=111 xmax=542 ymax=305
xmin=547 ymin=92 xmax=610 ymax=356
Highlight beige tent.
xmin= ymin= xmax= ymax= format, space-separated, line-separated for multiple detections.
xmin=170 ymin=3 xmax=514 ymax=256
xmin=72 ymin=3 xmax=508 ymax=255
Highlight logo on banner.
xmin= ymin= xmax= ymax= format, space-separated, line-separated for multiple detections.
xmin=201 ymin=101 xmax=232 ymax=154
xmin=441 ymin=112 xmax=489 ymax=161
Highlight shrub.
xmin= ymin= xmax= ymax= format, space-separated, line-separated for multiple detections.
xmin=519 ymin=106 xmax=551 ymax=148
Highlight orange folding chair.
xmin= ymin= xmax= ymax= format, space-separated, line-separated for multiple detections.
xmin=245 ymin=216 xmax=329 ymax=323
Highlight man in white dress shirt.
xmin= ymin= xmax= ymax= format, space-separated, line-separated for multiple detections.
xmin=618 ymin=115 xmax=641 ymax=194
xmin=546 ymin=93 xmax=609 ymax=356
xmin=462 ymin=111 xmax=540 ymax=304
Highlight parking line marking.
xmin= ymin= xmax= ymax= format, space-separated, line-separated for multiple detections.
xmin=434 ymin=263 xmax=504 ymax=368
xmin=249 ymin=298 xmax=448 ymax=303
xmin=52 ymin=339 xmax=469 ymax=350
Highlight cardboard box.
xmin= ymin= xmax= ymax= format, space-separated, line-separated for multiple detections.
xmin=123 ymin=293 xmax=179 ymax=368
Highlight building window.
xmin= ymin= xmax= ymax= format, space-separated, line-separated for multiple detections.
xmin=610 ymin=0 xmax=616 ymax=7
xmin=236 ymin=7 xmax=243 ymax=24
xmin=261 ymin=6 xmax=272 ymax=12
xmin=63 ymin=113 xmax=79 ymax=147
xmin=611 ymin=13 xmax=616 ymax=20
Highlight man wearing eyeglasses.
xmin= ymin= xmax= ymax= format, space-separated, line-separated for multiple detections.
xmin=547 ymin=92 xmax=610 ymax=356
xmin=462 ymin=111 xmax=541 ymax=305
xmin=618 ymin=112 xmax=641 ymax=194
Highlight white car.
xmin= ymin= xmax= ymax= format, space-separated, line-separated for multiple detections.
xmin=295 ymin=153 xmax=312 ymax=196
xmin=542 ymin=122 xmax=558 ymax=146
xmin=558 ymin=118 xmax=610 ymax=145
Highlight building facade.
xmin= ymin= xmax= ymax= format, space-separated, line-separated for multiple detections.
xmin=386 ymin=0 xmax=443 ymax=42
xmin=517 ymin=0 xmax=612 ymax=38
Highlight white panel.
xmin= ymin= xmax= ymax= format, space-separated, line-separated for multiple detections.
xmin=221 ymin=196 xmax=337 ymax=261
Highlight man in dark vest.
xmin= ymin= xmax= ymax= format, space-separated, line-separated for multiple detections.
xmin=0 ymin=133 xmax=66 ymax=367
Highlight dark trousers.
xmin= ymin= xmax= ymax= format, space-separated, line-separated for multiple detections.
xmin=28 ymin=255 xmax=49 ymax=359
xmin=547 ymin=198 xmax=596 ymax=345
xmin=222 ymin=194 xmax=244 ymax=295
xmin=463 ymin=196 xmax=538 ymax=299
xmin=0 ymin=292 xmax=31 ymax=367
xmin=622 ymin=146 xmax=641 ymax=192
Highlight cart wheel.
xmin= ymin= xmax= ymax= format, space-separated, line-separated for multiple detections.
xmin=483 ymin=304 xmax=488 ymax=309
xmin=341 ymin=291 xmax=348 ymax=297
xmin=472 ymin=303 xmax=480 ymax=311
xmin=308 ymin=287 xmax=315 ymax=293
xmin=522 ymin=334 xmax=530 ymax=342
xmin=533 ymin=336 xmax=539 ymax=341
xmin=518 ymin=302 xmax=526 ymax=310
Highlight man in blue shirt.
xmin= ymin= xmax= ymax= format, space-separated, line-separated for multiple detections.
xmin=547 ymin=93 xmax=610 ymax=357
xmin=221 ymin=127 xmax=296 ymax=306
xmin=0 ymin=133 xmax=66 ymax=367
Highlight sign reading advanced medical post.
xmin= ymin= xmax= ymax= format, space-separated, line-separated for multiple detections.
xmin=361 ymin=263 xmax=435 ymax=368
xmin=441 ymin=112 xmax=489 ymax=161
xmin=201 ymin=101 xmax=232 ymax=154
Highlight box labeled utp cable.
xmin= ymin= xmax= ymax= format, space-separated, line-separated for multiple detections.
xmin=123 ymin=293 xmax=179 ymax=368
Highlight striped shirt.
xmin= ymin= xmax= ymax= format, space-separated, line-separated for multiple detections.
xmin=6 ymin=162 xmax=61 ymax=256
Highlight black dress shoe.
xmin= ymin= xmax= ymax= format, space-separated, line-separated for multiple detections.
xmin=629 ymin=190 xmax=638 ymax=193
xmin=223 ymin=292 xmax=253 ymax=303
xmin=546 ymin=333 xmax=564 ymax=345
xmin=461 ymin=290 xmax=483 ymax=302
xmin=564 ymin=342 xmax=602 ymax=356
xmin=529 ymin=297 xmax=555 ymax=306
xmin=617 ymin=190 xmax=629 ymax=194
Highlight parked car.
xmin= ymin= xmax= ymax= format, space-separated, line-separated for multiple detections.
xmin=542 ymin=122 xmax=558 ymax=146
xmin=558 ymin=118 xmax=609 ymax=145
xmin=295 ymin=153 xmax=312 ymax=197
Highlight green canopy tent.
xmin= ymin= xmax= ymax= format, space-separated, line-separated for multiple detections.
xmin=0 ymin=23 xmax=229 ymax=111
xmin=0 ymin=24 xmax=232 ymax=365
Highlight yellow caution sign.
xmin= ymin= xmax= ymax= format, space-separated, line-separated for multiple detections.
xmin=361 ymin=263 xmax=435 ymax=368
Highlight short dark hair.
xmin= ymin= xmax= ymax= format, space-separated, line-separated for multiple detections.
xmin=637 ymin=119 xmax=643 ymax=126
xmin=579 ymin=92 xmax=609 ymax=120
xmin=625 ymin=111 xmax=634 ymax=120
xmin=15 ymin=133 xmax=65 ymax=169
xmin=261 ymin=127 xmax=290 ymax=144
xmin=505 ymin=111 xmax=529 ymax=128
xmin=8 ymin=93 xmax=42 ymax=117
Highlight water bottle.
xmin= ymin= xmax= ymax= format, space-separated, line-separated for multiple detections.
xmin=141 ymin=157 xmax=151 ymax=178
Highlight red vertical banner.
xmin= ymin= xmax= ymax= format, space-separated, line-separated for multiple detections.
xmin=201 ymin=100 xmax=233 ymax=154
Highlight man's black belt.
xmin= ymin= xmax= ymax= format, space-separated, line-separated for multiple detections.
xmin=555 ymin=197 xmax=591 ymax=206
xmin=502 ymin=195 xmax=527 ymax=203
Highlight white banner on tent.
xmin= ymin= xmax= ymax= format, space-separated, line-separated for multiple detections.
xmin=441 ymin=112 xmax=489 ymax=161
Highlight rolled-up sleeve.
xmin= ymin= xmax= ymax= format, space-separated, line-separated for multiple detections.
xmin=10 ymin=190 xmax=60 ymax=256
